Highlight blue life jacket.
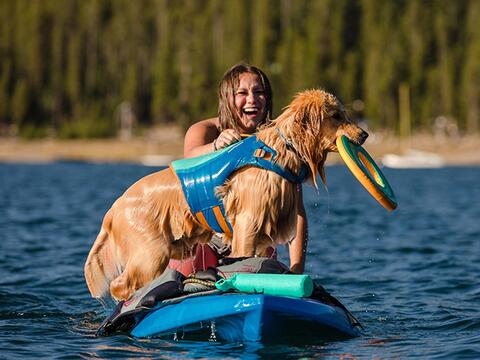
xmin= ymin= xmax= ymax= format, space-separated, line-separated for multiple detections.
xmin=170 ymin=135 xmax=307 ymax=236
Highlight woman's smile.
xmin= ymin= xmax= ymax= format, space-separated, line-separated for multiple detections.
xmin=234 ymin=72 xmax=267 ymax=132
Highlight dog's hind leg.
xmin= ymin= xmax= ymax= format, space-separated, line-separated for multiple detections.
xmin=84 ymin=212 xmax=121 ymax=299
xmin=109 ymin=239 xmax=172 ymax=301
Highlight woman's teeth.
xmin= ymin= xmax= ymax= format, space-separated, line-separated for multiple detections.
xmin=243 ymin=107 xmax=258 ymax=115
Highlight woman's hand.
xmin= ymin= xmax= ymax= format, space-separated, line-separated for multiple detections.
xmin=214 ymin=129 xmax=242 ymax=150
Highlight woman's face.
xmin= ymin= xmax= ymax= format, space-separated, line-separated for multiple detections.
xmin=234 ymin=72 xmax=267 ymax=133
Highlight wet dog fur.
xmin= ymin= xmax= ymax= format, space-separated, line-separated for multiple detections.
xmin=84 ymin=89 xmax=368 ymax=301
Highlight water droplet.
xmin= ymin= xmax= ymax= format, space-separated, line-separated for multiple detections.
xmin=209 ymin=320 xmax=217 ymax=342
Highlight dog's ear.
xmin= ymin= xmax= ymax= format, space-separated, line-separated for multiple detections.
xmin=306 ymin=150 xmax=327 ymax=190
xmin=282 ymin=90 xmax=336 ymax=189
xmin=317 ymin=151 xmax=327 ymax=187
xmin=291 ymin=97 xmax=324 ymax=189
xmin=292 ymin=102 xmax=322 ymax=134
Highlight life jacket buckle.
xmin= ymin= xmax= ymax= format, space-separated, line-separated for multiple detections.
xmin=254 ymin=148 xmax=273 ymax=160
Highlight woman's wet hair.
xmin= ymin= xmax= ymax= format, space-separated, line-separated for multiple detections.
xmin=217 ymin=63 xmax=273 ymax=132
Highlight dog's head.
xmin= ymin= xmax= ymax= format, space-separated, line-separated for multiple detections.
xmin=279 ymin=89 xmax=368 ymax=187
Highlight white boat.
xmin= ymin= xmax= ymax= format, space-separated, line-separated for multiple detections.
xmin=381 ymin=149 xmax=445 ymax=169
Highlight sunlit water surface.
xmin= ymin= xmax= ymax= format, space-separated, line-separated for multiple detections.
xmin=1 ymin=163 xmax=479 ymax=359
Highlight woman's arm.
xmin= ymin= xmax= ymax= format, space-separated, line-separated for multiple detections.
xmin=288 ymin=186 xmax=308 ymax=274
xmin=184 ymin=117 xmax=243 ymax=158
xmin=183 ymin=118 xmax=220 ymax=158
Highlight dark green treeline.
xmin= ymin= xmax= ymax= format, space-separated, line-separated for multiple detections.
xmin=0 ymin=0 xmax=479 ymax=138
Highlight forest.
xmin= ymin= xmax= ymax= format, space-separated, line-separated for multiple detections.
xmin=0 ymin=0 xmax=479 ymax=138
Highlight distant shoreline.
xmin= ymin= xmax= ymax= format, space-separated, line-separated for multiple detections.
xmin=1 ymin=126 xmax=479 ymax=167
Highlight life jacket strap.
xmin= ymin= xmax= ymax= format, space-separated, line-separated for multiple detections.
xmin=253 ymin=144 xmax=308 ymax=184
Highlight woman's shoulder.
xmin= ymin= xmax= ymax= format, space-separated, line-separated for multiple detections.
xmin=185 ymin=117 xmax=220 ymax=139
xmin=190 ymin=117 xmax=219 ymax=130
xmin=184 ymin=117 xmax=221 ymax=157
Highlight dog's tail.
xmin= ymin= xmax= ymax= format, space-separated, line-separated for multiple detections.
xmin=84 ymin=212 xmax=121 ymax=299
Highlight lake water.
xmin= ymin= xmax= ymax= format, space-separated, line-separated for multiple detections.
xmin=1 ymin=162 xmax=479 ymax=359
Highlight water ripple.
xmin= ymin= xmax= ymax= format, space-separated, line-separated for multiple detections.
xmin=1 ymin=164 xmax=480 ymax=358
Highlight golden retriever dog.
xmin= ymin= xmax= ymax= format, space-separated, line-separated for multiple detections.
xmin=84 ymin=89 xmax=368 ymax=301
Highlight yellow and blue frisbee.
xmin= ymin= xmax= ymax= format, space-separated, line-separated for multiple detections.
xmin=336 ymin=135 xmax=397 ymax=211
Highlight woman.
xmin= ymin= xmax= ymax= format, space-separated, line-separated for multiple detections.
xmin=170 ymin=64 xmax=308 ymax=275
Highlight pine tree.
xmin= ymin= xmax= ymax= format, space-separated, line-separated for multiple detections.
xmin=151 ymin=0 xmax=176 ymax=124
xmin=460 ymin=0 xmax=480 ymax=133
xmin=0 ymin=0 xmax=477 ymax=137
